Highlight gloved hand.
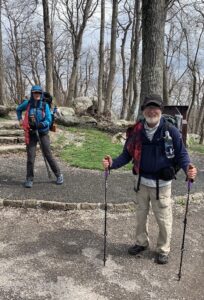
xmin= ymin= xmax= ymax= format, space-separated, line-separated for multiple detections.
xmin=38 ymin=122 xmax=44 ymax=129
xmin=29 ymin=115 xmax=36 ymax=129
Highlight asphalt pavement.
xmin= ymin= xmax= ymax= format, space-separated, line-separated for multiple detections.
xmin=0 ymin=152 xmax=203 ymax=204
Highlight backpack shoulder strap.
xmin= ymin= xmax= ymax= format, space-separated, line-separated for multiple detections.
xmin=22 ymin=102 xmax=30 ymax=130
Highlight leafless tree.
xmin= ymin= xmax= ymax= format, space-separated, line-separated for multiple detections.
xmin=0 ymin=0 xmax=5 ymax=105
xmin=42 ymin=0 xmax=53 ymax=94
xmin=57 ymin=0 xmax=98 ymax=106
xmin=97 ymin=0 xmax=105 ymax=116
xmin=119 ymin=0 xmax=133 ymax=119
xmin=127 ymin=0 xmax=141 ymax=120
xmin=104 ymin=0 xmax=118 ymax=118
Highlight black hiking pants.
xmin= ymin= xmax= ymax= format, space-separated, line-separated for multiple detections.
xmin=26 ymin=132 xmax=61 ymax=180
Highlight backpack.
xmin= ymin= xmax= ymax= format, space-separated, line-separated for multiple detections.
xmin=162 ymin=113 xmax=183 ymax=134
xmin=43 ymin=92 xmax=56 ymax=132
xmin=162 ymin=113 xmax=185 ymax=178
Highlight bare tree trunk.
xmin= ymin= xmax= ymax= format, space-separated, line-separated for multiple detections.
xmin=42 ymin=0 xmax=53 ymax=94
xmin=199 ymin=115 xmax=204 ymax=144
xmin=127 ymin=0 xmax=141 ymax=120
xmin=119 ymin=3 xmax=132 ymax=119
xmin=187 ymin=72 xmax=196 ymax=123
xmin=97 ymin=0 xmax=105 ymax=116
xmin=0 ymin=0 xmax=5 ymax=105
xmin=163 ymin=60 xmax=169 ymax=105
xmin=140 ymin=0 xmax=166 ymax=103
xmin=104 ymin=0 xmax=118 ymax=118
xmin=67 ymin=0 xmax=97 ymax=106
xmin=14 ymin=22 xmax=24 ymax=102
xmin=195 ymin=90 xmax=204 ymax=134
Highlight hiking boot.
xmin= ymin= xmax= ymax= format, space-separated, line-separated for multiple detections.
xmin=24 ymin=179 xmax=33 ymax=188
xmin=56 ymin=174 xmax=63 ymax=185
xmin=128 ymin=244 xmax=147 ymax=255
xmin=155 ymin=253 xmax=169 ymax=264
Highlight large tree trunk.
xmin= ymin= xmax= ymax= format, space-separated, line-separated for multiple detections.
xmin=0 ymin=0 xmax=5 ymax=105
xmin=140 ymin=0 xmax=166 ymax=104
xmin=42 ymin=0 xmax=53 ymax=94
xmin=104 ymin=0 xmax=118 ymax=118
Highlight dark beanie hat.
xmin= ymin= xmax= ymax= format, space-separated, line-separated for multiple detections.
xmin=141 ymin=94 xmax=163 ymax=111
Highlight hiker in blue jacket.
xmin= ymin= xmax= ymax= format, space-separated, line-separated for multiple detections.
xmin=16 ymin=85 xmax=63 ymax=188
xmin=102 ymin=94 xmax=197 ymax=264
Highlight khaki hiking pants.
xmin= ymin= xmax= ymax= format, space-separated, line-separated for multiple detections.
xmin=134 ymin=184 xmax=172 ymax=254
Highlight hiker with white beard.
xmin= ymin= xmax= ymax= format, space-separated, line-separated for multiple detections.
xmin=102 ymin=94 xmax=197 ymax=264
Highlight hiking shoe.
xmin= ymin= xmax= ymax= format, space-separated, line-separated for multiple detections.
xmin=24 ymin=179 xmax=33 ymax=188
xmin=128 ymin=244 xmax=147 ymax=255
xmin=155 ymin=253 xmax=169 ymax=264
xmin=56 ymin=174 xmax=63 ymax=185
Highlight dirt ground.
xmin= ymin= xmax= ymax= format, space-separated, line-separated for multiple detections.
xmin=0 ymin=197 xmax=203 ymax=300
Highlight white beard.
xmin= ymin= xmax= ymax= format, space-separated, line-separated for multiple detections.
xmin=144 ymin=115 xmax=161 ymax=126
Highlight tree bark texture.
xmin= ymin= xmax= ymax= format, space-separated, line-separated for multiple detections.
xmin=127 ymin=0 xmax=141 ymax=120
xmin=140 ymin=0 xmax=166 ymax=104
xmin=0 ymin=0 xmax=5 ymax=105
xmin=42 ymin=0 xmax=53 ymax=95
xmin=104 ymin=0 xmax=118 ymax=117
xmin=67 ymin=0 xmax=94 ymax=106
xmin=97 ymin=0 xmax=105 ymax=116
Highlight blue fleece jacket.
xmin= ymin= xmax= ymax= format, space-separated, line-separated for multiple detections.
xmin=16 ymin=97 xmax=51 ymax=134
xmin=111 ymin=117 xmax=191 ymax=179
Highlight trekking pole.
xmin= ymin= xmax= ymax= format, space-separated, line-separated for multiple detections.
xmin=178 ymin=167 xmax=194 ymax=281
xmin=103 ymin=158 xmax=110 ymax=266
xmin=35 ymin=128 xmax=52 ymax=179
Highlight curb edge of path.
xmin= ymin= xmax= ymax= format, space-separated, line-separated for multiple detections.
xmin=0 ymin=192 xmax=203 ymax=211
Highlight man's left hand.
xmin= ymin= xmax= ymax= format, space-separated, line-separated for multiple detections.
xmin=187 ymin=164 xmax=197 ymax=181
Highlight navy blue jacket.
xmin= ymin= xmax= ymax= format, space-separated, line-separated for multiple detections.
xmin=111 ymin=117 xmax=191 ymax=179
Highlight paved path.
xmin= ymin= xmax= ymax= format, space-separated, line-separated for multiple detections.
xmin=0 ymin=152 xmax=203 ymax=204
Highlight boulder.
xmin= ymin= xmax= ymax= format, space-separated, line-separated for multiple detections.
xmin=114 ymin=119 xmax=135 ymax=127
xmin=56 ymin=115 xmax=82 ymax=127
xmin=0 ymin=105 xmax=10 ymax=117
xmin=55 ymin=114 xmax=97 ymax=127
xmin=111 ymin=132 xmax=126 ymax=145
xmin=73 ymin=97 xmax=93 ymax=114
xmin=57 ymin=107 xmax=75 ymax=117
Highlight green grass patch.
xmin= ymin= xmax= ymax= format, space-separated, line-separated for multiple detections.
xmin=175 ymin=198 xmax=185 ymax=206
xmin=189 ymin=143 xmax=204 ymax=155
xmin=58 ymin=127 xmax=132 ymax=171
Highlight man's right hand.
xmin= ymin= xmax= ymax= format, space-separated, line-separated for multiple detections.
xmin=102 ymin=155 xmax=112 ymax=170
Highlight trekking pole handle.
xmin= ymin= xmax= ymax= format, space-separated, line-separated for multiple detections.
xmin=186 ymin=164 xmax=195 ymax=184
xmin=104 ymin=156 xmax=111 ymax=177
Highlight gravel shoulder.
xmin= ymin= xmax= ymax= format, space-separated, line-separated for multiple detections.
xmin=0 ymin=199 xmax=203 ymax=300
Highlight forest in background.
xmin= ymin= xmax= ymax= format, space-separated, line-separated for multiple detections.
xmin=0 ymin=0 xmax=204 ymax=141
